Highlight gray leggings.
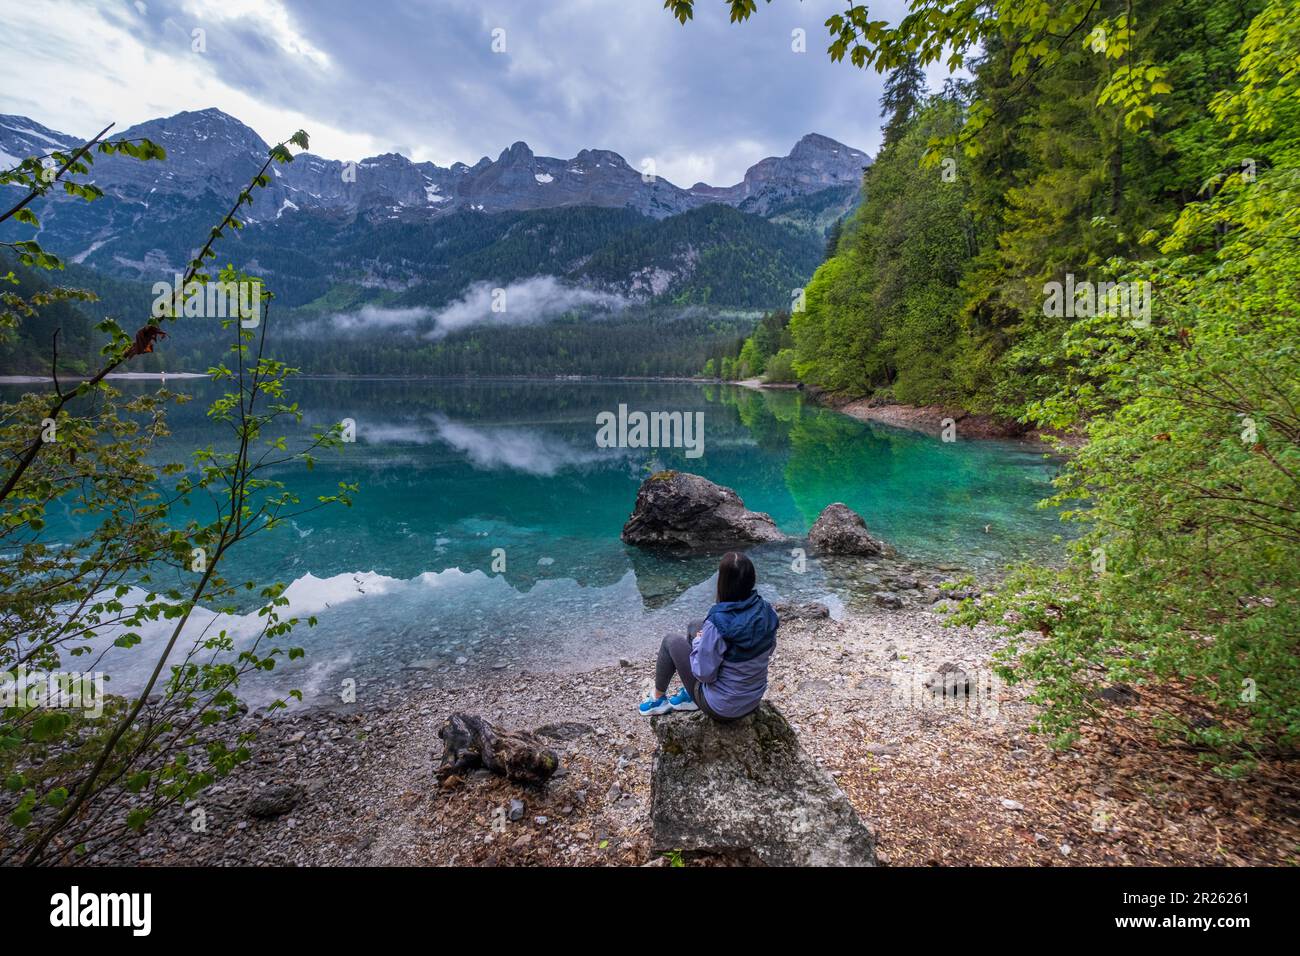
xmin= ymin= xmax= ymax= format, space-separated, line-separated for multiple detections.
xmin=654 ymin=621 xmax=729 ymax=721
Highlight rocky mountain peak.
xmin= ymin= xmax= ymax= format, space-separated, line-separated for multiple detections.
xmin=573 ymin=148 xmax=627 ymax=167
xmin=498 ymin=141 xmax=535 ymax=164
xmin=720 ymin=132 xmax=868 ymax=214
xmin=119 ymin=107 xmax=268 ymax=153
xmin=790 ymin=132 xmax=849 ymax=156
xmin=1 ymin=109 xmax=868 ymax=242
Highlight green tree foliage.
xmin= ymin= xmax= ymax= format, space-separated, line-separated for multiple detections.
xmin=880 ymin=53 xmax=928 ymax=147
xmin=0 ymin=259 xmax=98 ymax=374
xmin=667 ymin=0 xmax=1298 ymax=761
xmin=822 ymin=217 xmax=844 ymax=260
xmin=954 ymin=0 xmax=1300 ymax=764
xmin=705 ymin=308 xmax=793 ymax=380
xmin=762 ymin=348 xmax=798 ymax=383
xmin=1 ymin=128 xmax=353 ymax=862
xmin=791 ymin=97 xmax=972 ymax=403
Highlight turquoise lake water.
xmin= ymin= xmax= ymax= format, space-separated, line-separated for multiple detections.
xmin=9 ymin=378 xmax=1066 ymax=704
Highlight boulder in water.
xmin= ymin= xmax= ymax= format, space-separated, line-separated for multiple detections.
xmin=621 ymin=471 xmax=786 ymax=551
xmin=650 ymin=702 xmax=877 ymax=866
xmin=807 ymin=502 xmax=886 ymax=556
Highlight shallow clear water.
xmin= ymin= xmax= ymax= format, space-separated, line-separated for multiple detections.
xmin=8 ymin=378 xmax=1066 ymax=704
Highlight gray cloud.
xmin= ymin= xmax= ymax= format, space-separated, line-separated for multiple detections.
xmin=0 ymin=1 xmax=958 ymax=187
xmin=292 ymin=276 xmax=628 ymax=339
xmin=426 ymin=276 xmax=627 ymax=339
xmin=326 ymin=304 xmax=432 ymax=335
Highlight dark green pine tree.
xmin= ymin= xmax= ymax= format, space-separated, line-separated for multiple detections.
xmin=823 ymin=217 xmax=844 ymax=260
xmin=879 ymin=54 xmax=928 ymax=147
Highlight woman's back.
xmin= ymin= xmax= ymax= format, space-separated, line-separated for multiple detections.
xmin=640 ymin=550 xmax=780 ymax=721
xmin=692 ymin=590 xmax=779 ymax=718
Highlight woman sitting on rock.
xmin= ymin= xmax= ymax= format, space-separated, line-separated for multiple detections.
xmin=638 ymin=551 xmax=779 ymax=721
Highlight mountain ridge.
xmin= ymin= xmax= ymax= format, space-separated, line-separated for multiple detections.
xmin=1 ymin=107 xmax=869 ymax=223
xmin=0 ymin=108 xmax=864 ymax=332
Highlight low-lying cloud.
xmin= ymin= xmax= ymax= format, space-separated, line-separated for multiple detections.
xmin=307 ymin=276 xmax=628 ymax=340
xmin=425 ymin=276 xmax=628 ymax=339
xmin=326 ymin=304 xmax=434 ymax=334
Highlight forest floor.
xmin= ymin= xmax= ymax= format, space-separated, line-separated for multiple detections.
xmin=91 ymin=601 xmax=1298 ymax=867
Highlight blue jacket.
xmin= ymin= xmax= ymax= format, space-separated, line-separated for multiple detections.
xmin=705 ymin=591 xmax=779 ymax=662
xmin=691 ymin=591 xmax=779 ymax=718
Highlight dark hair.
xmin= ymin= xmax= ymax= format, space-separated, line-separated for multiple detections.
xmin=716 ymin=551 xmax=756 ymax=603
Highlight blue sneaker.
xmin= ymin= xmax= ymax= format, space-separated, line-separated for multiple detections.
xmin=639 ymin=693 xmax=672 ymax=716
xmin=668 ymin=687 xmax=698 ymax=712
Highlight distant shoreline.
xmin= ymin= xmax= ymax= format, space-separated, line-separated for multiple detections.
xmin=734 ymin=377 xmax=799 ymax=390
xmin=0 ymin=372 xmax=209 ymax=384
xmin=0 ymin=372 xmax=717 ymax=385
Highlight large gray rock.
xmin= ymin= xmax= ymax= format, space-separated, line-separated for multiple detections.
xmin=773 ymin=600 xmax=830 ymax=621
xmin=650 ymin=702 xmax=877 ymax=866
xmin=246 ymin=784 xmax=302 ymax=819
xmin=807 ymin=502 xmax=887 ymax=556
xmin=621 ymin=471 xmax=786 ymax=551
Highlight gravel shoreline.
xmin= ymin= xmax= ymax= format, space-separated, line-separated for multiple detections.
xmin=86 ymin=597 xmax=1296 ymax=867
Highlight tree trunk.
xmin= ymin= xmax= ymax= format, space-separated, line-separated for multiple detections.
xmin=435 ymin=713 xmax=560 ymax=786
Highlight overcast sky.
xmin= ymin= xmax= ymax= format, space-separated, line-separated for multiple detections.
xmin=0 ymin=0 xmax=953 ymax=186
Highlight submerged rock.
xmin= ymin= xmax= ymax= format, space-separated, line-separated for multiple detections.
xmin=650 ymin=702 xmax=876 ymax=866
xmin=621 ymin=471 xmax=786 ymax=551
xmin=807 ymin=503 xmax=887 ymax=556
xmin=627 ymin=547 xmax=718 ymax=609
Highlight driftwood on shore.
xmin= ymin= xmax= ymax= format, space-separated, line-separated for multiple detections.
xmin=435 ymin=712 xmax=560 ymax=786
